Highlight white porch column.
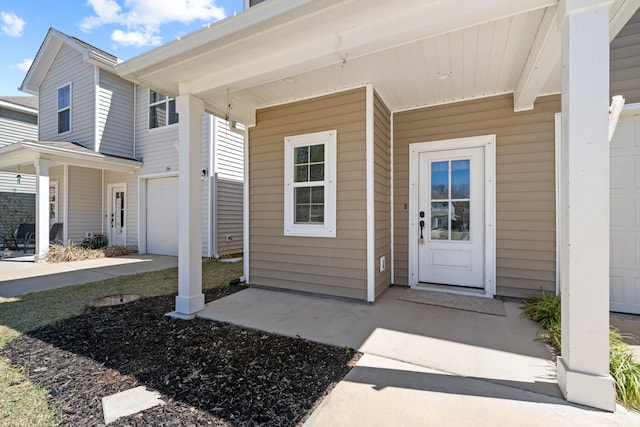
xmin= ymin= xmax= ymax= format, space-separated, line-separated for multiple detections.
xmin=34 ymin=158 xmax=50 ymax=262
xmin=557 ymin=0 xmax=616 ymax=411
xmin=171 ymin=94 xmax=205 ymax=319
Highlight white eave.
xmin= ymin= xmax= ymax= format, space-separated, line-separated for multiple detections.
xmin=116 ymin=0 xmax=640 ymax=123
xmin=0 ymin=140 xmax=142 ymax=174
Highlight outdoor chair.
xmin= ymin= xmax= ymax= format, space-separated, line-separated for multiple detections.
xmin=49 ymin=223 xmax=63 ymax=245
xmin=1 ymin=223 xmax=35 ymax=253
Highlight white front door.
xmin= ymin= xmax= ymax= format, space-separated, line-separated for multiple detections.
xmin=418 ymin=147 xmax=485 ymax=287
xmin=109 ymin=185 xmax=126 ymax=247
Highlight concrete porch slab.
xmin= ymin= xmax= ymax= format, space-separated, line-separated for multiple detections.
xmin=304 ymin=354 xmax=639 ymax=427
xmin=197 ymin=286 xmax=559 ymax=398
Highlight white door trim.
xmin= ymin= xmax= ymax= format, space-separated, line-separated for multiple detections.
xmin=408 ymin=135 xmax=496 ymax=297
xmin=107 ymin=183 xmax=127 ymax=247
xmin=49 ymin=181 xmax=59 ymax=227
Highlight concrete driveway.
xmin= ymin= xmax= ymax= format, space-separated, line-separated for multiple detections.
xmin=0 ymin=254 xmax=177 ymax=297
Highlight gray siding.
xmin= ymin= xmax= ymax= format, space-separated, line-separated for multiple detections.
xmin=611 ymin=8 xmax=640 ymax=104
xmin=374 ymin=92 xmax=392 ymax=297
xmin=249 ymin=88 xmax=368 ymax=300
xmin=135 ymin=85 xmax=213 ymax=254
xmin=0 ymin=106 xmax=38 ymax=193
xmin=393 ymin=94 xmax=559 ymax=298
xmin=39 ymin=44 xmax=96 ymax=148
xmin=67 ymin=166 xmax=102 ymax=243
xmin=98 ymin=70 xmax=135 ymax=158
xmin=0 ymin=108 xmax=37 ymax=146
xmin=214 ymin=116 xmax=244 ymax=256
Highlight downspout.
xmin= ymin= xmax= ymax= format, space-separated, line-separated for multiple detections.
xmin=133 ymin=84 xmax=137 ymax=158
xmin=366 ymin=84 xmax=375 ymax=302
xmin=210 ymin=115 xmax=218 ymax=258
xmin=243 ymin=125 xmax=249 ymax=283
xmin=101 ymin=170 xmax=105 ymax=235
xmin=390 ymin=111 xmax=395 ymax=285
xmin=94 ymin=67 xmax=100 ymax=152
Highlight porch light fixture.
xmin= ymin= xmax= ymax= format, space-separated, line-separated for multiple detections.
xmin=16 ymin=174 xmax=21 ymax=185
xmin=201 ymin=169 xmax=208 ymax=181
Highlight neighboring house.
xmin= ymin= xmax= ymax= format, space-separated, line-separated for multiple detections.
xmin=0 ymin=28 xmax=244 ymax=258
xmin=0 ymin=96 xmax=38 ymax=239
xmin=115 ymin=0 xmax=640 ymax=412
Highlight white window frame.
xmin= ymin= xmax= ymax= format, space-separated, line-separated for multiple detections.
xmin=148 ymin=89 xmax=178 ymax=129
xmin=57 ymin=83 xmax=71 ymax=134
xmin=284 ymin=130 xmax=337 ymax=237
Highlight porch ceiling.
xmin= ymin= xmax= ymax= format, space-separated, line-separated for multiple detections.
xmin=116 ymin=0 xmax=638 ymax=125
xmin=0 ymin=141 xmax=142 ymax=174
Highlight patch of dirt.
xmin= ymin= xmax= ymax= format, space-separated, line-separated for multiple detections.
xmin=4 ymin=286 xmax=360 ymax=426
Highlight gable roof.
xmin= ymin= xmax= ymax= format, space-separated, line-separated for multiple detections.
xmin=20 ymin=28 xmax=121 ymax=95
xmin=0 ymin=96 xmax=38 ymax=113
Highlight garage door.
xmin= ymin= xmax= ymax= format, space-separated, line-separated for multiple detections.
xmin=610 ymin=114 xmax=640 ymax=314
xmin=147 ymin=177 xmax=178 ymax=256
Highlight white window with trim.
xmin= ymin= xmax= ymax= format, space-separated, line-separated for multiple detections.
xmin=57 ymin=83 xmax=71 ymax=134
xmin=284 ymin=130 xmax=336 ymax=237
xmin=149 ymin=90 xmax=179 ymax=129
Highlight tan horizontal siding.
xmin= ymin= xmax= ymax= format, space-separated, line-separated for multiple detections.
xmin=374 ymin=92 xmax=392 ymax=296
xmin=393 ymin=94 xmax=559 ymax=296
xmin=611 ymin=9 xmax=640 ymax=104
xmin=249 ymin=88 xmax=368 ymax=299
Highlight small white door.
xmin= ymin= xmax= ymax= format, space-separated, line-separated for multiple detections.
xmin=110 ymin=185 xmax=126 ymax=247
xmin=418 ymin=147 xmax=485 ymax=287
xmin=146 ymin=177 xmax=179 ymax=256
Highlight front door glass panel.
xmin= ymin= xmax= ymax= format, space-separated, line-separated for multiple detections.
xmin=430 ymin=159 xmax=470 ymax=241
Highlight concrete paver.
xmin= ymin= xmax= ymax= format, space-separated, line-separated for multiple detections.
xmin=102 ymin=386 xmax=164 ymax=424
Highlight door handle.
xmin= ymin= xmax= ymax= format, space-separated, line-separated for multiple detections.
xmin=419 ymin=220 xmax=425 ymax=244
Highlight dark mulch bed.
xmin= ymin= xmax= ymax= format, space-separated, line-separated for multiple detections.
xmin=4 ymin=286 xmax=359 ymax=426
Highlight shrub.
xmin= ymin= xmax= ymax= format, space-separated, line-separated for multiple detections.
xmin=46 ymin=243 xmax=105 ymax=263
xmin=521 ymin=293 xmax=640 ymax=411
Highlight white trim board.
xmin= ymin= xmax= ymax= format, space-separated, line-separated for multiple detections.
xmin=408 ymin=134 xmax=496 ymax=298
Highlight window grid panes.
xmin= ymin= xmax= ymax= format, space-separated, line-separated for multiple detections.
xmin=57 ymin=85 xmax=70 ymax=133
xmin=293 ymin=144 xmax=325 ymax=224
xmin=430 ymin=159 xmax=471 ymax=241
xmin=149 ymin=90 xmax=179 ymax=128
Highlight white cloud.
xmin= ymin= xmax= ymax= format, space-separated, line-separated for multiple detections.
xmin=81 ymin=0 xmax=226 ymax=47
xmin=1 ymin=11 xmax=25 ymax=37
xmin=111 ymin=29 xmax=161 ymax=47
xmin=15 ymin=58 xmax=33 ymax=71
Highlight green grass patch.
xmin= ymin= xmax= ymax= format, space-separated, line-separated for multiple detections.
xmin=522 ymin=292 xmax=640 ymax=412
xmin=0 ymin=260 xmax=243 ymax=426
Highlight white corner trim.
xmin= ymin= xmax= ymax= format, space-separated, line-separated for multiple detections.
xmin=366 ymin=84 xmax=375 ymax=302
xmin=555 ymin=112 xmax=562 ymax=295
xmin=390 ymin=112 xmax=395 ymax=285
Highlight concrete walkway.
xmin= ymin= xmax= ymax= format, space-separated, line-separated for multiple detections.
xmin=0 ymin=254 xmax=177 ymax=297
xmin=199 ymin=287 xmax=640 ymax=426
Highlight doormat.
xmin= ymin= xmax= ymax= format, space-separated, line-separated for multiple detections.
xmin=398 ymin=289 xmax=506 ymax=316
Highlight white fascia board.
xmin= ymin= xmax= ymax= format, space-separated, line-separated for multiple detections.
xmin=19 ymin=31 xmax=63 ymax=94
xmin=0 ymin=100 xmax=37 ymax=115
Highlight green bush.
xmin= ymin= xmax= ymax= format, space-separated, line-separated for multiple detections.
xmin=522 ymin=292 xmax=640 ymax=411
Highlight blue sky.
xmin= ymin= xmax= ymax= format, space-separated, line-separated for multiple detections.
xmin=0 ymin=0 xmax=244 ymax=96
